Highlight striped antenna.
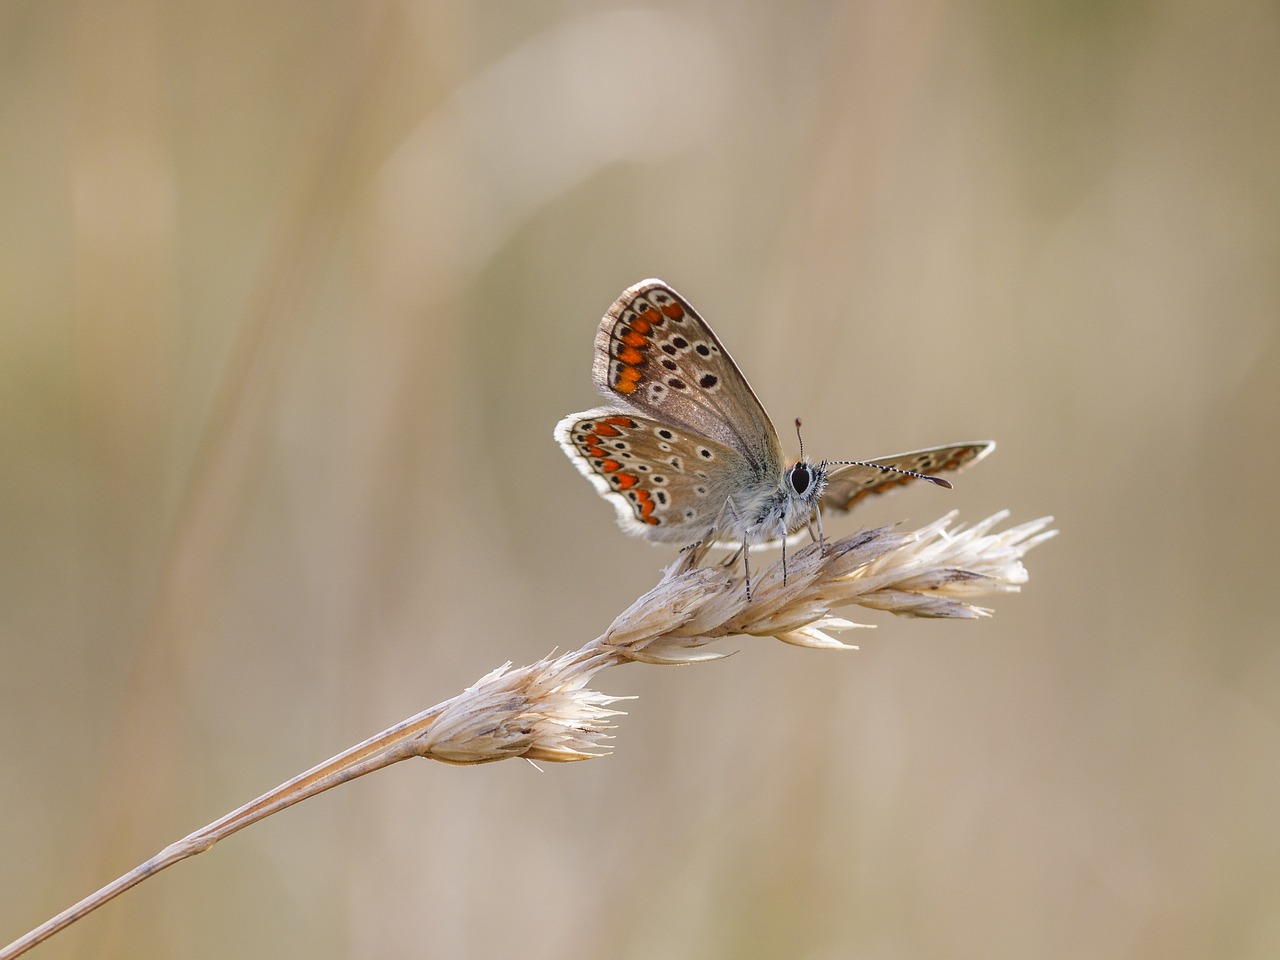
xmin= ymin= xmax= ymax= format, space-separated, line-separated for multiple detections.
xmin=821 ymin=459 xmax=954 ymax=489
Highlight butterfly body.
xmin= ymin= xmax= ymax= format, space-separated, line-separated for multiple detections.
xmin=731 ymin=459 xmax=829 ymax=547
xmin=556 ymin=280 xmax=993 ymax=571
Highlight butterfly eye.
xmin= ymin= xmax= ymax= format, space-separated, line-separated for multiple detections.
xmin=789 ymin=464 xmax=811 ymax=495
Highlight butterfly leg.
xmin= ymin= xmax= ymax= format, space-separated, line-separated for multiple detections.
xmin=717 ymin=495 xmax=755 ymax=600
xmin=682 ymin=525 xmax=721 ymax=557
xmin=781 ymin=531 xmax=787 ymax=588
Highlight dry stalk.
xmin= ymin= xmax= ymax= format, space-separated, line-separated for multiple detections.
xmin=0 ymin=510 xmax=1054 ymax=959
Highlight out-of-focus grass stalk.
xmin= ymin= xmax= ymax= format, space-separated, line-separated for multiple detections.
xmin=0 ymin=510 xmax=1053 ymax=959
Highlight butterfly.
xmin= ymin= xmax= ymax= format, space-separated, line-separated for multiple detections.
xmin=555 ymin=279 xmax=994 ymax=594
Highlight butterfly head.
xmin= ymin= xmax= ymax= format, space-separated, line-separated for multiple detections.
xmin=771 ymin=458 xmax=828 ymax=539
xmin=785 ymin=459 xmax=827 ymax=505
xmin=786 ymin=419 xmax=827 ymax=509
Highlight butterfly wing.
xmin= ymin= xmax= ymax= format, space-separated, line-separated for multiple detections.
xmin=554 ymin=407 xmax=749 ymax=543
xmin=822 ymin=442 xmax=995 ymax=514
xmin=589 ymin=280 xmax=785 ymax=477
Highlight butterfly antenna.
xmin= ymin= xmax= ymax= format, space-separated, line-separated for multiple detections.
xmin=824 ymin=459 xmax=955 ymax=489
xmin=794 ymin=418 xmax=805 ymax=460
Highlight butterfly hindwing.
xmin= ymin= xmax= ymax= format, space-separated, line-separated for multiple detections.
xmin=821 ymin=442 xmax=995 ymax=514
xmin=553 ymin=407 xmax=750 ymax=543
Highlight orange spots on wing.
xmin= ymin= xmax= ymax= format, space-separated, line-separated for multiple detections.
xmin=873 ymin=475 xmax=912 ymax=494
xmin=616 ymin=365 xmax=641 ymax=393
xmin=584 ymin=444 xmax=605 ymax=458
xmin=621 ymin=329 xmax=647 ymax=348
xmin=639 ymin=307 xmax=662 ymax=327
xmin=660 ymin=302 xmax=684 ymax=319
xmin=603 ymin=415 xmax=635 ymax=427
xmin=630 ymin=314 xmax=651 ymax=335
xmin=617 ymin=345 xmax=643 ymax=366
xmin=615 ymin=473 xmax=638 ymax=490
xmin=593 ymin=423 xmax=620 ymax=438
xmin=634 ymin=489 xmax=655 ymax=519
xmin=600 ymin=459 xmax=621 ymax=472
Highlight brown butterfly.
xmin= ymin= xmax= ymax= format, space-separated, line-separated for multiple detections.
xmin=556 ymin=279 xmax=993 ymax=588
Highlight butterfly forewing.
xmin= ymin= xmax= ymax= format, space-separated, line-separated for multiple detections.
xmin=553 ymin=408 xmax=748 ymax=543
xmin=590 ymin=280 xmax=785 ymax=475
xmin=822 ymin=442 xmax=995 ymax=513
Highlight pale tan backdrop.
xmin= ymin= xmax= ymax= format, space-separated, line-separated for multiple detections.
xmin=2 ymin=3 xmax=1278 ymax=958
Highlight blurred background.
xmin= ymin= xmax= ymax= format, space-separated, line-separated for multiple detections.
xmin=2 ymin=2 xmax=1278 ymax=958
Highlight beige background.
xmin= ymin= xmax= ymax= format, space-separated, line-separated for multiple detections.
xmin=3 ymin=3 xmax=1278 ymax=958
